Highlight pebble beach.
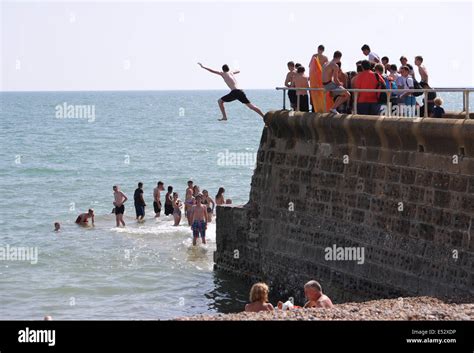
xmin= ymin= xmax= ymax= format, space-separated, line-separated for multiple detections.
xmin=178 ymin=297 xmax=474 ymax=321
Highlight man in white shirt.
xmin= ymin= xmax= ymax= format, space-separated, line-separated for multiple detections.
xmin=361 ymin=44 xmax=380 ymax=64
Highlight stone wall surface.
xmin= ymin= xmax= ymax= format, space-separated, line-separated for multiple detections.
xmin=214 ymin=111 xmax=474 ymax=304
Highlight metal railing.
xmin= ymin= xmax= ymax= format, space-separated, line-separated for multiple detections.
xmin=276 ymin=87 xmax=473 ymax=119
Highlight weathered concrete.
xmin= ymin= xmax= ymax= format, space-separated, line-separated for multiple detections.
xmin=214 ymin=111 xmax=474 ymax=304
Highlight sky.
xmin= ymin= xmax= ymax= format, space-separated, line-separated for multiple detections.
xmin=1 ymin=0 xmax=473 ymax=91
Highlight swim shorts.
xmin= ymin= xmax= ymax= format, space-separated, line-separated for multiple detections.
xmin=164 ymin=203 xmax=174 ymax=216
xmin=323 ymin=81 xmax=345 ymax=97
xmin=221 ymin=89 xmax=251 ymax=104
xmin=192 ymin=220 xmax=207 ymax=239
xmin=115 ymin=205 xmax=125 ymax=215
xmin=135 ymin=204 xmax=145 ymax=218
xmin=288 ymin=90 xmax=297 ymax=105
xmin=153 ymin=201 xmax=161 ymax=214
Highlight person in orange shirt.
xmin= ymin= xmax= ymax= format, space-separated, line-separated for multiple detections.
xmin=353 ymin=60 xmax=381 ymax=115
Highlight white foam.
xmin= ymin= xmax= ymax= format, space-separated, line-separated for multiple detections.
xmin=105 ymin=216 xmax=217 ymax=241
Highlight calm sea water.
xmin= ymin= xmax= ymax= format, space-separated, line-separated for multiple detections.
xmin=0 ymin=90 xmax=469 ymax=319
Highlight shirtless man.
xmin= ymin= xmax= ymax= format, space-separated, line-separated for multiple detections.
xmin=153 ymin=181 xmax=164 ymax=218
xmin=189 ymin=194 xmax=208 ymax=246
xmin=309 ymin=44 xmax=328 ymax=67
xmin=75 ymin=208 xmax=95 ymax=227
xmin=198 ymin=62 xmax=265 ymax=121
xmin=303 ymin=280 xmax=334 ymax=309
xmin=322 ymin=51 xmax=351 ymax=114
xmin=293 ymin=66 xmax=310 ymax=112
xmin=284 ymin=61 xmax=297 ymax=110
xmin=185 ymin=180 xmax=194 ymax=225
xmin=113 ymin=185 xmax=128 ymax=227
xmin=414 ymin=56 xmax=429 ymax=84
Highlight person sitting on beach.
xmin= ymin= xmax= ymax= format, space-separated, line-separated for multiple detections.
xmin=361 ymin=44 xmax=380 ymax=64
xmin=215 ymin=187 xmax=226 ymax=206
xmin=244 ymin=283 xmax=274 ymax=313
xmin=322 ymin=51 xmax=351 ymax=114
xmin=153 ymin=181 xmax=164 ymax=218
xmin=284 ymin=61 xmax=297 ymax=110
xmin=201 ymin=190 xmax=215 ymax=222
xmin=303 ymin=280 xmax=334 ymax=309
xmin=431 ymin=97 xmax=445 ymax=118
xmin=172 ymin=192 xmax=183 ymax=226
xmin=197 ymin=62 xmax=265 ymax=121
xmin=54 ymin=222 xmax=61 ymax=232
xmin=293 ymin=66 xmax=310 ymax=112
xmin=164 ymin=186 xmax=174 ymax=216
xmin=189 ymin=194 xmax=207 ymax=246
xmin=414 ymin=56 xmax=429 ymax=85
xmin=75 ymin=209 xmax=95 ymax=227
xmin=134 ymin=182 xmax=146 ymax=222
xmin=113 ymin=185 xmax=128 ymax=227
xmin=185 ymin=180 xmax=194 ymax=225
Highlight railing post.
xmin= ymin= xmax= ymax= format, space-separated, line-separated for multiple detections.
xmin=283 ymin=89 xmax=286 ymax=110
xmin=466 ymin=90 xmax=470 ymax=119
xmin=463 ymin=90 xmax=466 ymax=112
xmin=386 ymin=91 xmax=390 ymax=118
xmin=424 ymin=91 xmax=428 ymax=118
xmin=353 ymin=92 xmax=358 ymax=115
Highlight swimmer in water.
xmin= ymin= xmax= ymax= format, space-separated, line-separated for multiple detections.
xmin=75 ymin=209 xmax=95 ymax=227
xmin=185 ymin=180 xmax=194 ymax=225
xmin=172 ymin=192 xmax=183 ymax=226
xmin=54 ymin=222 xmax=61 ymax=232
xmin=113 ymin=185 xmax=128 ymax=227
xmin=189 ymin=193 xmax=208 ymax=246
xmin=201 ymin=189 xmax=215 ymax=222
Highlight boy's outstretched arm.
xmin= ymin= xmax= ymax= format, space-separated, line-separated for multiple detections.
xmin=198 ymin=63 xmax=221 ymax=75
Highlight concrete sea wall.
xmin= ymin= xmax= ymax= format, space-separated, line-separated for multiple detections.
xmin=214 ymin=111 xmax=474 ymax=304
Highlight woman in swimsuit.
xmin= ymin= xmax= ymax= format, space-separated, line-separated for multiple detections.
xmin=172 ymin=192 xmax=183 ymax=226
xmin=215 ymin=187 xmax=225 ymax=206
xmin=201 ymin=190 xmax=216 ymax=222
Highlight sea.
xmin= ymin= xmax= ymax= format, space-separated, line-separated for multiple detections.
xmin=0 ymin=89 xmax=469 ymax=319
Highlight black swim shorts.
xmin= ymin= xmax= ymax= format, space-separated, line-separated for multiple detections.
xmin=115 ymin=205 xmax=125 ymax=215
xmin=220 ymin=89 xmax=251 ymax=104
